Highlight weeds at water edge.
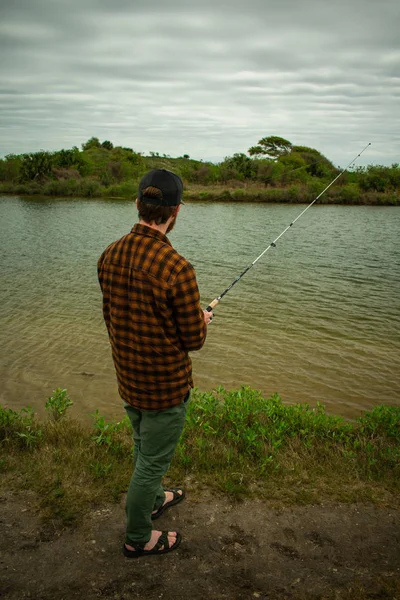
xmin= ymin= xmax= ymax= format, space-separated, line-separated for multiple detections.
xmin=0 ymin=387 xmax=399 ymax=524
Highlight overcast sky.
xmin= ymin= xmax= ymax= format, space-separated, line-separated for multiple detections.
xmin=0 ymin=0 xmax=399 ymax=167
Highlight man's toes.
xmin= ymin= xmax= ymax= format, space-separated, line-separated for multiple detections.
xmin=165 ymin=489 xmax=183 ymax=504
xmin=151 ymin=531 xmax=177 ymax=551
xmin=146 ymin=530 xmax=177 ymax=551
xmin=164 ymin=491 xmax=174 ymax=504
xmin=168 ymin=534 xmax=177 ymax=546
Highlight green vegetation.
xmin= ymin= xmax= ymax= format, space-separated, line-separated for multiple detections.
xmin=248 ymin=135 xmax=294 ymax=158
xmin=45 ymin=387 xmax=73 ymax=421
xmin=0 ymin=136 xmax=398 ymax=204
xmin=1 ymin=387 xmax=399 ymax=526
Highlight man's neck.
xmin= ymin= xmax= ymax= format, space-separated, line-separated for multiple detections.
xmin=139 ymin=219 xmax=169 ymax=235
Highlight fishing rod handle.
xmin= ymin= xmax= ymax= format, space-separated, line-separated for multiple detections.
xmin=204 ymin=298 xmax=219 ymax=312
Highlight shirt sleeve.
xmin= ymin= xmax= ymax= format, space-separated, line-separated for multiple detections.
xmin=170 ymin=262 xmax=207 ymax=352
xmin=97 ymin=251 xmax=111 ymax=332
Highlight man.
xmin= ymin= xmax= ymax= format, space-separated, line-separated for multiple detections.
xmin=98 ymin=168 xmax=213 ymax=558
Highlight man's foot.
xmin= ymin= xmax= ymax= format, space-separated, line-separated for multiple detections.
xmin=151 ymin=488 xmax=185 ymax=520
xmin=123 ymin=530 xmax=181 ymax=558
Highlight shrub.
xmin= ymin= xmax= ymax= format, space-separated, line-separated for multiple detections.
xmin=52 ymin=168 xmax=81 ymax=181
xmin=189 ymin=165 xmax=214 ymax=184
xmin=339 ymin=183 xmax=362 ymax=204
xmin=78 ymin=179 xmax=102 ymax=197
xmin=45 ymin=388 xmax=73 ymax=421
xmin=0 ymin=406 xmax=42 ymax=448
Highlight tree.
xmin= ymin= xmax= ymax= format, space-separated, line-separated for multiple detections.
xmin=0 ymin=154 xmax=22 ymax=182
xmin=82 ymin=137 xmax=101 ymax=151
xmin=20 ymin=151 xmax=53 ymax=182
xmin=53 ymin=147 xmax=82 ymax=168
xmin=255 ymin=159 xmax=285 ymax=186
xmin=220 ymin=153 xmax=256 ymax=180
xmin=101 ymin=140 xmax=114 ymax=150
xmin=248 ymin=136 xmax=292 ymax=159
xmin=358 ymin=165 xmax=399 ymax=193
xmin=291 ymin=146 xmax=336 ymax=178
xmin=277 ymin=153 xmax=308 ymax=184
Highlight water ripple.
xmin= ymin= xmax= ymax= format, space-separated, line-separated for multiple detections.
xmin=0 ymin=197 xmax=399 ymax=419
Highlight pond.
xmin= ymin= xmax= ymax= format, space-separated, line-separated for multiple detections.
xmin=0 ymin=195 xmax=399 ymax=420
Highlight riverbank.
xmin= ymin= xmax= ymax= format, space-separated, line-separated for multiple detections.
xmin=1 ymin=387 xmax=399 ymax=599
xmin=1 ymin=387 xmax=399 ymax=526
xmin=0 ymin=181 xmax=399 ymax=204
xmin=2 ymin=140 xmax=400 ymax=208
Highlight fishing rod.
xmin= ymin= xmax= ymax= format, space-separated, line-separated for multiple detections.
xmin=205 ymin=142 xmax=371 ymax=314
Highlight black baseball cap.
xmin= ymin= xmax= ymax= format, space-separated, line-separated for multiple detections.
xmin=138 ymin=169 xmax=184 ymax=206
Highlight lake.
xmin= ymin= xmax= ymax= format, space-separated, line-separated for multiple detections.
xmin=0 ymin=195 xmax=399 ymax=421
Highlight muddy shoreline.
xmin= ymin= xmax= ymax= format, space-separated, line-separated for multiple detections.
xmin=1 ymin=490 xmax=399 ymax=600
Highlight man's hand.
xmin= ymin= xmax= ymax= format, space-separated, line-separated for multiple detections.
xmin=203 ymin=310 xmax=213 ymax=325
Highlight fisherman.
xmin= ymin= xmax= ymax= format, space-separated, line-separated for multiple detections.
xmin=98 ymin=168 xmax=213 ymax=558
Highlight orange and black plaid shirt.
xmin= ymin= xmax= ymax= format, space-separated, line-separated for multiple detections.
xmin=98 ymin=223 xmax=207 ymax=410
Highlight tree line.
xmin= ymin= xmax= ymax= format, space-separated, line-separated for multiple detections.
xmin=0 ymin=136 xmax=398 ymax=204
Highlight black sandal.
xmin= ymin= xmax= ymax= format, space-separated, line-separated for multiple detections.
xmin=151 ymin=488 xmax=185 ymax=520
xmin=123 ymin=531 xmax=182 ymax=558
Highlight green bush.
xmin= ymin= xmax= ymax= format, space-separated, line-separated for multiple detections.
xmin=357 ymin=405 xmax=400 ymax=440
xmin=45 ymin=388 xmax=73 ymax=421
xmin=1 ymin=387 xmax=399 ymax=519
xmin=339 ymin=183 xmax=362 ymax=203
xmin=0 ymin=405 xmax=42 ymax=448
xmin=102 ymin=180 xmax=137 ymax=198
xmin=78 ymin=179 xmax=102 ymax=197
xmin=1 ymin=138 xmax=398 ymax=203
xmin=0 ymin=154 xmax=22 ymax=182
xmin=219 ymin=153 xmax=257 ymax=181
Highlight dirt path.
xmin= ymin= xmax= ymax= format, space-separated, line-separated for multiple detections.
xmin=1 ymin=490 xmax=399 ymax=599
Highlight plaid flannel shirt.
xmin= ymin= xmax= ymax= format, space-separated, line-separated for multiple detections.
xmin=98 ymin=223 xmax=207 ymax=410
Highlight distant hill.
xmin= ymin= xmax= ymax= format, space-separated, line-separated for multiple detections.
xmin=0 ymin=136 xmax=398 ymax=205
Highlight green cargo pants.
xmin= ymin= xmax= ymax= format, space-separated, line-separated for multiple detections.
xmin=124 ymin=393 xmax=189 ymax=545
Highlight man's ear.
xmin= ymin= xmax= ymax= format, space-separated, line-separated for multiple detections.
xmin=136 ymin=198 xmax=139 ymax=209
xmin=175 ymin=205 xmax=181 ymax=216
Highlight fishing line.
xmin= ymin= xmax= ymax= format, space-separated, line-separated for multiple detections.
xmin=205 ymin=143 xmax=371 ymax=314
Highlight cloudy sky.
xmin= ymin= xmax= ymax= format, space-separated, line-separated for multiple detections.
xmin=0 ymin=0 xmax=399 ymax=166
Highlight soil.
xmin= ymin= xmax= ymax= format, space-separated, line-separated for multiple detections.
xmin=0 ymin=490 xmax=399 ymax=600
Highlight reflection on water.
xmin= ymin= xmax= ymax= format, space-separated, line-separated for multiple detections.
xmin=0 ymin=195 xmax=399 ymax=420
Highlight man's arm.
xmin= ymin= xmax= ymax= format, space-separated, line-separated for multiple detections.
xmin=97 ymin=251 xmax=111 ymax=332
xmin=171 ymin=262 xmax=208 ymax=352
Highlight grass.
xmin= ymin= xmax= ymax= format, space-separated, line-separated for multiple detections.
xmin=0 ymin=180 xmax=399 ymax=205
xmin=0 ymin=387 xmax=399 ymax=526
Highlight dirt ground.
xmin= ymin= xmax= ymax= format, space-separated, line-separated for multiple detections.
xmin=1 ymin=489 xmax=399 ymax=600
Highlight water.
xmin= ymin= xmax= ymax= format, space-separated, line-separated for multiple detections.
xmin=0 ymin=195 xmax=399 ymax=420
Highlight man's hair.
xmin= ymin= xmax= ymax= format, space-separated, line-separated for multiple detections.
xmin=137 ymin=186 xmax=177 ymax=225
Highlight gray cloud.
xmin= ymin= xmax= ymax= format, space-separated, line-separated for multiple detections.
xmin=0 ymin=0 xmax=399 ymax=165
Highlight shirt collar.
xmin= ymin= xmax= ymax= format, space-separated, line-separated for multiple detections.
xmin=131 ymin=223 xmax=172 ymax=246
